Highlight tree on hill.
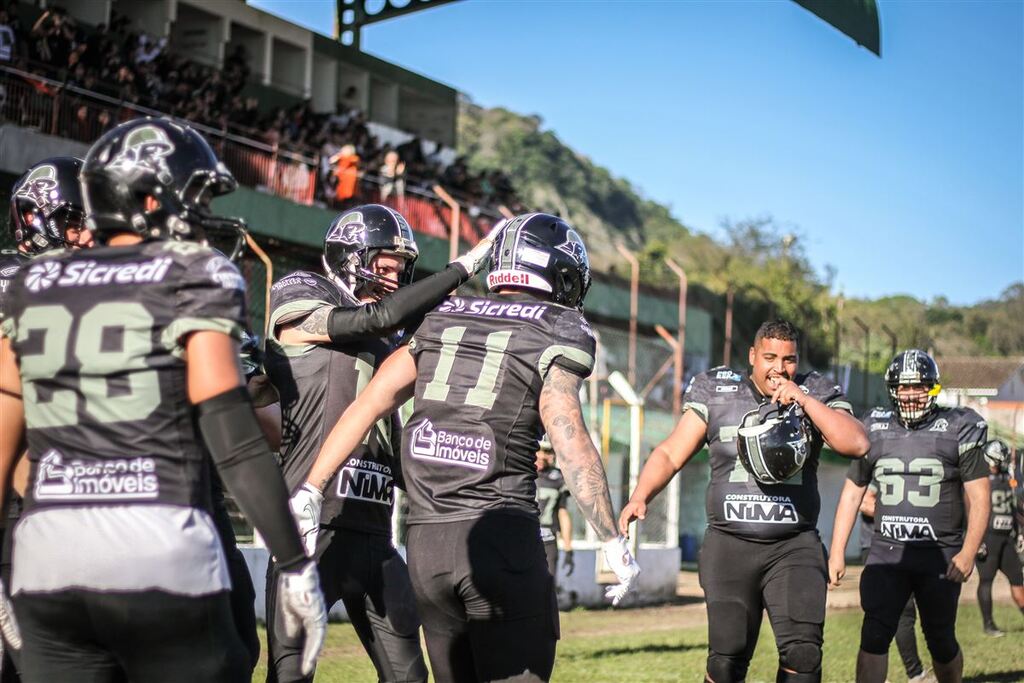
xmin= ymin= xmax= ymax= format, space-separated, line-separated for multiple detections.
xmin=457 ymin=99 xmax=1024 ymax=367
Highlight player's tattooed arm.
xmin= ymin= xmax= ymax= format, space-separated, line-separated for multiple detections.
xmin=540 ymin=364 xmax=618 ymax=542
xmin=277 ymin=305 xmax=334 ymax=346
xmin=297 ymin=306 xmax=332 ymax=336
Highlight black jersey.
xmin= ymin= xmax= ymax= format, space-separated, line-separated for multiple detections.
xmin=265 ymin=270 xmax=397 ymax=536
xmin=682 ymin=367 xmax=852 ymax=542
xmin=536 ymin=467 xmax=570 ymax=541
xmin=0 ymin=249 xmax=28 ymax=321
xmin=988 ymin=472 xmax=1014 ymax=535
xmin=403 ymin=294 xmax=595 ymax=525
xmin=1 ymin=240 xmax=246 ymax=594
xmin=1 ymin=250 xmax=28 ymax=522
xmin=849 ymin=406 xmax=988 ymax=548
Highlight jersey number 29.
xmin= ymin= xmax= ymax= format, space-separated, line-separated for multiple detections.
xmin=17 ymin=303 xmax=160 ymax=427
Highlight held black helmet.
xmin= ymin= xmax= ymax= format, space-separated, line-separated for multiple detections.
xmin=736 ymin=402 xmax=812 ymax=485
xmin=983 ymin=439 xmax=1010 ymax=471
xmin=322 ymin=204 xmax=418 ymax=298
xmin=885 ymin=349 xmax=941 ymax=427
xmin=10 ymin=156 xmax=86 ymax=254
xmin=80 ymin=117 xmax=246 ymax=259
xmin=486 ymin=213 xmax=591 ymax=310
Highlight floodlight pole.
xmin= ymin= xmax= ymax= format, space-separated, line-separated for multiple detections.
xmin=880 ymin=323 xmax=897 ymax=363
xmin=608 ymin=371 xmax=643 ymax=514
xmin=432 ymin=184 xmax=461 ymax=261
xmin=832 ymin=296 xmax=843 ymax=382
xmin=852 ymin=316 xmax=870 ymax=410
xmin=615 ymin=244 xmax=639 ymax=387
xmin=664 ymin=257 xmax=687 ymax=418
xmin=723 ymin=285 xmax=735 ymax=367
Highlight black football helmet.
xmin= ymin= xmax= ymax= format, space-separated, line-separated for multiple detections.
xmin=885 ymin=349 xmax=941 ymax=427
xmin=736 ymin=401 xmax=812 ymax=485
xmin=322 ymin=204 xmax=418 ymax=299
xmin=486 ymin=213 xmax=591 ymax=310
xmin=80 ymin=117 xmax=246 ymax=259
xmin=983 ymin=439 xmax=1010 ymax=471
xmin=10 ymin=156 xmax=87 ymax=254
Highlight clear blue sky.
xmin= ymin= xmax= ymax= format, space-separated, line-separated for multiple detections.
xmin=251 ymin=0 xmax=1023 ymax=306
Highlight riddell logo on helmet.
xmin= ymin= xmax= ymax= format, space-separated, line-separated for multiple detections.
xmin=489 ymin=271 xmax=531 ymax=286
xmin=486 ymin=269 xmax=553 ymax=292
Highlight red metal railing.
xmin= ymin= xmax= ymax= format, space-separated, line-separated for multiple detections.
xmin=0 ymin=65 xmax=499 ymax=245
xmin=0 ymin=65 xmax=317 ymax=206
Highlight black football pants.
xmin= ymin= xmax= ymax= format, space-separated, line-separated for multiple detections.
xmin=859 ymin=547 xmax=923 ymax=678
xmin=977 ymin=531 xmax=1024 ymax=627
xmin=407 ymin=515 xmax=558 ymax=683
xmin=209 ymin=499 xmax=260 ymax=673
xmin=0 ymin=520 xmax=20 ymax=683
xmin=12 ymin=589 xmax=249 ymax=683
xmin=698 ymin=528 xmax=827 ymax=683
xmin=543 ymin=539 xmax=559 ymax=585
xmin=266 ymin=527 xmax=426 ymax=683
xmin=1 ymin=496 xmax=22 ymax=683
xmin=860 ymin=541 xmax=961 ymax=665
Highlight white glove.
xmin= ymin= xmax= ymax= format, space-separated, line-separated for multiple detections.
xmin=0 ymin=579 xmax=20 ymax=654
xmin=602 ymin=535 xmax=640 ymax=606
xmin=278 ymin=561 xmax=327 ymax=677
xmin=289 ymin=483 xmax=323 ymax=557
xmin=450 ymin=218 xmax=507 ymax=275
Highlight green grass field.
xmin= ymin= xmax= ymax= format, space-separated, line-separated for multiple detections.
xmin=253 ymin=602 xmax=1023 ymax=682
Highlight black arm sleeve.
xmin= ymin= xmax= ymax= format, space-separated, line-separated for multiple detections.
xmin=197 ymin=387 xmax=306 ymax=571
xmin=327 ymin=264 xmax=467 ymax=345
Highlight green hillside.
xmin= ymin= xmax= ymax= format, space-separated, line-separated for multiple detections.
xmin=458 ymin=100 xmax=1023 ymax=365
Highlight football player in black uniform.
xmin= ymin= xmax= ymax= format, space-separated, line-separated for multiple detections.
xmin=536 ymin=440 xmax=575 ymax=584
xmin=1 ymin=156 xmax=92 ymax=683
xmin=857 ymin=484 xmax=929 ymax=681
xmin=830 ymin=349 xmax=990 ymax=683
xmin=975 ymin=439 xmax=1024 ymax=637
xmin=0 ymin=117 xmax=327 ymax=682
xmin=295 ymin=213 xmax=640 ymax=682
xmin=264 ymin=204 xmax=500 ymax=683
xmin=619 ymin=320 xmax=869 ymax=683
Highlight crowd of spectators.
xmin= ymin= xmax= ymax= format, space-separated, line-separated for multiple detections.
xmin=0 ymin=2 xmax=524 ymax=214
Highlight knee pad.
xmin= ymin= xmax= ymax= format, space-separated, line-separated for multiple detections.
xmin=860 ymin=615 xmax=896 ymax=656
xmin=779 ymin=643 xmax=822 ymax=674
xmin=706 ymin=654 xmax=748 ymax=683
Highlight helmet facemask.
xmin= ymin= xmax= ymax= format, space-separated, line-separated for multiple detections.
xmin=887 ymin=382 xmax=940 ymax=428
xmin=180 ymin=166 xmax=247 ymax=261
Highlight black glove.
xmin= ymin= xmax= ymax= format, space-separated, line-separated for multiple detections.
xmin=976 ymin=542 xmax=988 ymax=562
xmin=562 ymin=549 xmax=575 ymax=577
